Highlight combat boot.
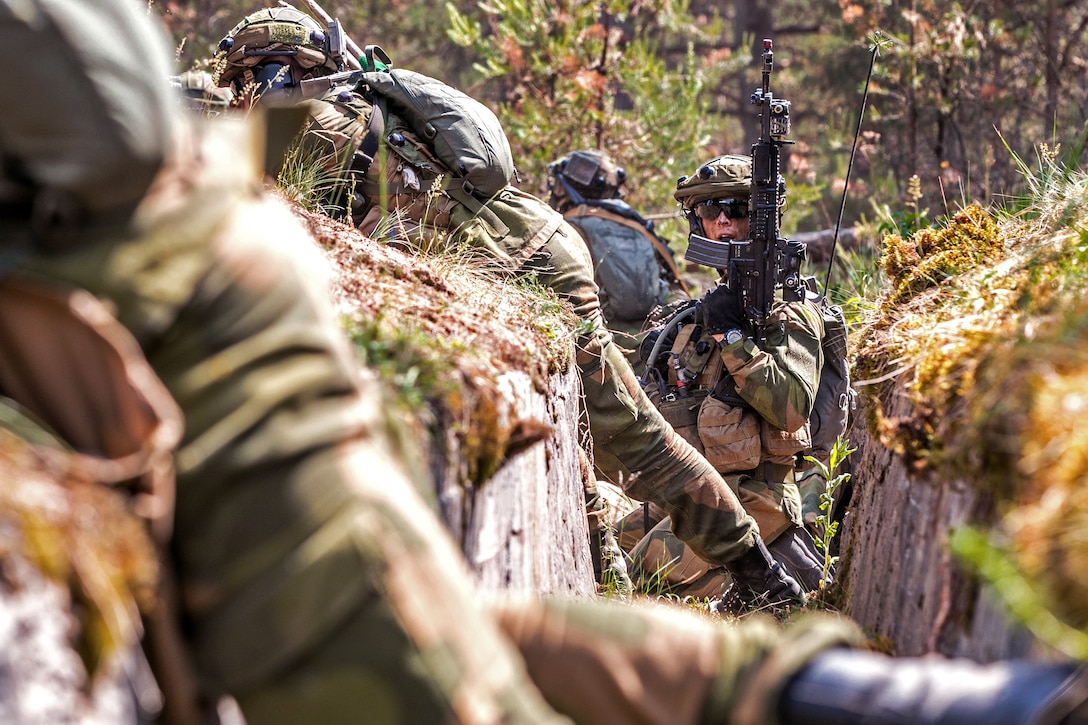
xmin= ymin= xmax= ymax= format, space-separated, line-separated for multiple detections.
xmin=713 ymin=539 xmax=804 ymax=615
xmin=768 ymin=524 xmax=830 ymax=592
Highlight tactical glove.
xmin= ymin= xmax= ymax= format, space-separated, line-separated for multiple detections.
xmin=780 ymin=648 xmax=1088 ymax=725
xmin=699 ymin=284 xmax=745 ymax=336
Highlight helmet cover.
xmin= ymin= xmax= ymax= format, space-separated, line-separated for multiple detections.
xmin=674 ymin=154 xmax=751 ymax=208
xmin=216 ymin=6 xmax=337 ymax=89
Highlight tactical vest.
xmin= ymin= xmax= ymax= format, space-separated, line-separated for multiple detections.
xmin=641 ymin=286 xmax=851 ymax=474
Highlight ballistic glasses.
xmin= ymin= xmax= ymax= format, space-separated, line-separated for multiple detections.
xmin=693 ymin=198 xmax=748 ymax=221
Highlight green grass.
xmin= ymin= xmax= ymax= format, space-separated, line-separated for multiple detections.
xmin=805 ymin=437 xmax=856 ymax=591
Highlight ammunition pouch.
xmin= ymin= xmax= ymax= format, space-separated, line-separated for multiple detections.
xmin=761 ymin=417 xmax=811 ymax=458
xmin=744 ymin=461 xmax=797 ymax=487
xmin=647 ymin=386 xmax=708 ymax=453
xmin=697 ymin=394 xmax=760 ymax=472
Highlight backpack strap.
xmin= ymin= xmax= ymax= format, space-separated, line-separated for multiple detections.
xmin=565 ymin=204 xmax=688 ymax=293
xmin=349 ymin=94 xmax=386 ymax=176
xmin=357 ymin=174 xmax=511 ymax=239
xmin=442 ymin=181 xmax=510 ymax=238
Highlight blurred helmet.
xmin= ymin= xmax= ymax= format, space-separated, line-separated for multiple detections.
xmin=0 ymin=0 xmax=177 ymax=239
xmin=215 ymin=6 xmax=339 ymax=91
xmin=547 ymin=150 xmax=626 ymax=208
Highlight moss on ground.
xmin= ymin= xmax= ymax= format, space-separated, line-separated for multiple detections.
xmin=853 ymin=165 xmax=1088 ymax=648
xmin=301 ymin=207 xmax=578 ymax=488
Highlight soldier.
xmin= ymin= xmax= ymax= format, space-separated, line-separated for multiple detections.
xmin=214 ymin=5 xmax=818 ymax=610
xmin=626 ymin=155 xmax=832 ymax=603
xmin=1 ymin=3 xmax=1086 ymax=724
xmin=0 ymin=1 xmax=564 ymax=722
xmin=546 ymin=149 xmax=690 ymax=370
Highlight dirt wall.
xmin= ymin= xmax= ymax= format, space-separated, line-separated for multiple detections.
xmin=837 ymin=387 xmax=1040 ymax=661
xmin=436 ymin=366 xmax=596 ymax=596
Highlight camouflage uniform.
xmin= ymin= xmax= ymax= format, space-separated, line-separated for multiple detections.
xmin=715 ymin=297 xmax=824 ymax=539
xmin=215 ymin=11 xmax=771 ymax=572
xmin=5 ymin=5 xmax=1083 ymax=725
xmin=514 ymin=211 xmax=764 ymax=564
xmin=626 ymin=296 xmax=825 ymax=597
xmin=0 ymin=1 xmax=848 ymax=719
xmin=1 ymin=4 xmax=564 ymax=722
xmin=624 ymin=156 xmax=828 ymax=597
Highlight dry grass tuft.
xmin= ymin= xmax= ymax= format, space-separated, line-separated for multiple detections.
xmin=296 ymin=205 xmax=578 ymax=487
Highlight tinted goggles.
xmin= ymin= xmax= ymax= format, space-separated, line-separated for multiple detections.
xmin=252 ymin=62 xmax=296 ymax=94
xmin=693 ymin=198 xmax=748 ymax=221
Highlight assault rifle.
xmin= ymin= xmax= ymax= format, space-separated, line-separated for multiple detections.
xmin=685 ymin=38 xmax=805 ymax=344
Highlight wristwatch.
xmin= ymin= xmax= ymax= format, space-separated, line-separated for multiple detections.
xmin=725 ymin=328 xmax=744 ymax=345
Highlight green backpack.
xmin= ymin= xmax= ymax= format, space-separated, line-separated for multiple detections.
xmin=358 ymin=68 xmax=516 ymax=199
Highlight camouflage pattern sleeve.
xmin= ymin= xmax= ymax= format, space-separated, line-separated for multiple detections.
xmin=521 ymin=219 xmax=762 ymax=567
xmin=719 ymin=299 xmax=825 ymax=432
xmin=491 ymin=596 xmax=865 ymax=725
xmin=15 ymin=121 xmax=569 ymax=725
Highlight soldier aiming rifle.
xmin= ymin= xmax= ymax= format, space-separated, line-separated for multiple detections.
xmin=631 ymin=38 xmax=850 ymax=600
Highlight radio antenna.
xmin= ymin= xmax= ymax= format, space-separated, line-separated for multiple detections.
xmin=824 ymin=33 xmax=881 ymax=296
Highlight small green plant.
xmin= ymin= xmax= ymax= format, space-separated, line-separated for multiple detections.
xmin=595 ymin=529 xmax=635 ymax=600
xmin=348 ymin=315 xmax=463 ymax=411
xmin=804 ymin=436 xmax=856 ymax=590
xmin=874 ymin=174 xmax=930 ymax=238
xmin=625 ymin=557 xmax=684 ymax=607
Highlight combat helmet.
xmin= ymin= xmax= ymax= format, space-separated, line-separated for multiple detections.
xmin=215 ymin=5 xmax=341 ymax=92
xmin=547 ymin=149 xmax=626 ymax=210
xmin=674 ymin=154 xmax=751 ymax=236
xmin=0 ymin=0 xmax=177 ymax=245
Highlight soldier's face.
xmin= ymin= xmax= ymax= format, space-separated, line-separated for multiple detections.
xmin=702 ymin=203 xmax=749 ymax=241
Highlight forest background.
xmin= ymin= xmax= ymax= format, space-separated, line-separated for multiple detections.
xmin=158 ymin=0 xmax=1088 ymax=265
